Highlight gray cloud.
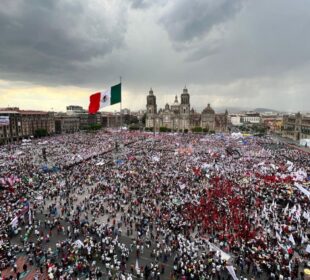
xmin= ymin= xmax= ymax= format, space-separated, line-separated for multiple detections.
xmin=129 ymin=0 xmax=153 ymax=9
xmin=160 ymin=0 xmax=245 ymax=43
xmin=0 ymin=0 xmax=309 ymax=112
xmin=0 ymin=0 xmax=127 ymax=84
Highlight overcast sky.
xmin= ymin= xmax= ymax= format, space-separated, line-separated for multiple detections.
xmin=0 ymin=0 xmax=309 ymax=112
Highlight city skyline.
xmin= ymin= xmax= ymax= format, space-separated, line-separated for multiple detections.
xmin=0 ymin=0 xmax=310 ymax=112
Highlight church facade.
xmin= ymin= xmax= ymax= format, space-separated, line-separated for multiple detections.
xmin=146 ymin=87 xmax=228 ymax=132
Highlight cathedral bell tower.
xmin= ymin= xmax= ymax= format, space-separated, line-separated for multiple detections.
xmin=146 ymin=88 xmax=157 ymax=114
xmin=180 ymin=86 xmax=190 ymax=115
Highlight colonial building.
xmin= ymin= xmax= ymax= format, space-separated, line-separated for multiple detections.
xmin=146 ymin=87 xmax=228 ymax=132
xmin=19 ymin=110 xmax=55 ymax=136
xmin=0 ymin=108 xmax=55 ymax=144
xmin=55 ymin=114 xmax=80 ymax=134
xmin=101 ymin=113 xmax=122 ymax=128
xmin=240 ymin=112 xmax=261 ymax=124
xmin=261 ymin=114 xmax=283 ymax=134
xmin=0 ymin=109 xmax=22 ymax=144
xmin=282 ymin=113 xmax=310 ymax=141
xmin=66 ymin=105 xmax=86 ymax=115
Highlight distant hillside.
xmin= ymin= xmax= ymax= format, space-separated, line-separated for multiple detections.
xmin=253 ymin=108 xmax=279 ymax=113
xmin=214 ymin=107 xmax=249 ymax=113
xmin=195 ymin=106 xmax=280 ymax=114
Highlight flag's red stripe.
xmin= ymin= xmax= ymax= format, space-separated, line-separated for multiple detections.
xmin=88 ymin=92 xmax=101 ymax=114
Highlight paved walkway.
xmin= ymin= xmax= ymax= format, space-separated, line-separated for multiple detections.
xmin=1 ymin=256 xmax=47 ymax=280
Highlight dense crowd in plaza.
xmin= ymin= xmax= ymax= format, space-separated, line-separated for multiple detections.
xmin=0 ymin=130 xmax=309 ymax=280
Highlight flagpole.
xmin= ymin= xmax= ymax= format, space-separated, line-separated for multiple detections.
xmin=120 ymin=76 xmax=122 ymax=131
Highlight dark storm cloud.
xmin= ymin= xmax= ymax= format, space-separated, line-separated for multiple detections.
xmin=0 ymin=0 xmax=127 ymax=84
xmin=160 ymin=0 xmax=245 ymax=43
xmin=0 ymin=0 xmax=310 ymax=112
xmin=129 ymin=0 xmax=152 ymax=9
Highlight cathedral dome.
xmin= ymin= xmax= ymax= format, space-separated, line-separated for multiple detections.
xmin=202 ymin=104 xmax=215 ymax=114
xmin=172 ymin=95 xmax=179 ymax=105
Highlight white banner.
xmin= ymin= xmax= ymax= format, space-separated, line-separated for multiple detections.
xmin=289 ymin=234 xmax=296 ymax=245
xmin=10 ymin=216 xmax=18 ymax=229
xmin=295 ymin=183 xmax=310 ymax=198
xmin=0 ymin=116 xmax=9 ymax=126
xmin=28 ymin=209 xmax=32 ymax=225
xmin=226 ymin=265 xmax=239 ymax=280
xmin=74 ymin=239 xmax=84 ymax=248
xmin=208 ymin=242 xmax=231 ymax=261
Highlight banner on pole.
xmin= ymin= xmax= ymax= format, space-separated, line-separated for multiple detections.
xmin=0 ymin=116 xmax=9 ymax=126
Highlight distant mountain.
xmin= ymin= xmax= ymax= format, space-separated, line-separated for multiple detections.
xmin=214 ymin=107 xmax=250 ymax=113
xmin=194 ymin=106 xmax=281 ymax=114
xmin=253 ymin=108 xmax=279 ymax=113
xmin=194 ymin=106 xmax=246 ymax=113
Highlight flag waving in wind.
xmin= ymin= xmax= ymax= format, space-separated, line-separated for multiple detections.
xmin=88 ymin=83 xmax=121 ymax=114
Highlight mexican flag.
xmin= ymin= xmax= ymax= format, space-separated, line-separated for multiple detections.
xmin=88 ymin=83 xmax=121 ymax=114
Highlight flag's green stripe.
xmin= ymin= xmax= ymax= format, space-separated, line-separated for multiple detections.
xmin=110 ymin=83 xmax=121 ymax=105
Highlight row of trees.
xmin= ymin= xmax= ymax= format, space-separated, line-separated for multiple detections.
xmin=34 ymin=128 xmax=48 ymax=138
xmin=239 ymin=124 xmax=267 ymax=135
xmin=143 ymin=126 xmax=215 ymax=134
xmin=33 ymin=123 xmax=104 ymax=138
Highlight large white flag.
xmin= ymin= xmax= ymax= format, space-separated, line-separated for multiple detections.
xmin=28 ymin=209 xmax=32 ymax=225
xmin=10 ymin=216 xmax=18 ymax=229
xmin=226 ymin=265 xmax=239 ymax=280
xmin=208 ymin=242 xmax=231 ymax=261
xmin=306 ymin=244 xmax=310 ymax=254
xmin=295 ymin=183 xmax=310 ymax=198
xmin=289 ymin=234 xmax=296 ymax=245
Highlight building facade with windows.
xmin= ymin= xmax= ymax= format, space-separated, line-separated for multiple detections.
xmin=19 ymin=110 xmax=55 ymax=136
xmin=55 ymin=114 xmax=80 ymax=134
xmin=282 ymin=113 xmax=310 ymax=141
xmin=66 ymin=105 xmax=86 ymax=115
xmin=146 ymin=87 xmax=228 ymax=132
xmin=240 ymin=113 xmax=261 ymax=124
xmin=0 ymin=109 xmax=22 ymax=144
xmin=0 ymin=108 xmax=55 ymax=144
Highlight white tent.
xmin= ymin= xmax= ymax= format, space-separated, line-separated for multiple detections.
xmin=74 ymin=239 xmax=84 ymax=248
xmin=231 ymin=132 xmax=242 ymax=138
xmin=300 ymin=138 xmax=310 ymax=147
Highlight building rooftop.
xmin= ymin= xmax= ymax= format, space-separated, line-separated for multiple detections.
xmin=0 ymin=110 xmax=19 ymax=114
xmin=19 ymin=110 xmax=49 ymax=115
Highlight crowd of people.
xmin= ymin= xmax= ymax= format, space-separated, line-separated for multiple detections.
xmin=0 ymin=130 xmax=309 ymax=279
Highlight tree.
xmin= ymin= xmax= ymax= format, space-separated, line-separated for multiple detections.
xmin=141 ymin=113 xmax=146 ymax=126
xmin=129 ymin=124 xmax=139 ymax=130
xmin=87 ymin=123 xmax=102 ymax=131
xmin=34 ymin=128 xmax=48 ymax=138
xmin=123 ymin=115 xmax=139 ymax=125
xmin=160 ymin=127 xmax=171 ymax=132
xmin=252 ymin=124 xmax=267 ymax=135
xmin=191 ymin=127 xmax=203 ymax=133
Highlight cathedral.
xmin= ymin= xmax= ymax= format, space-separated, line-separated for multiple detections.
xmin=146 ymin=87 xmax=228 ymax=132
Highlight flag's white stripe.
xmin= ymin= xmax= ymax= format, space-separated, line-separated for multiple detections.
xmin=100 ymin=88 xmax=111 ymax=108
